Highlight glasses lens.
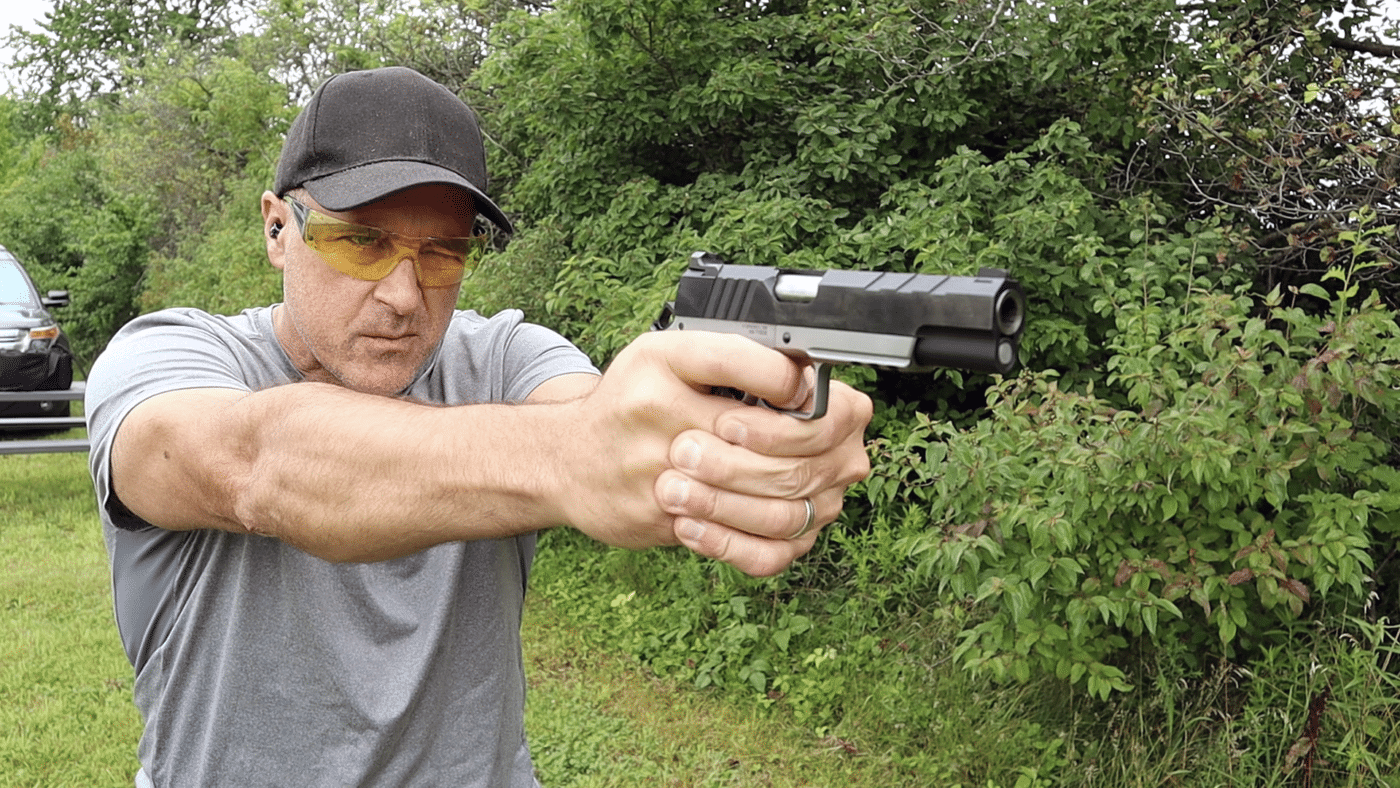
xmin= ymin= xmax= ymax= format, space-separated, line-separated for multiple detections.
xmin=303 ymin=213 xmax=399 ymax=279
xmin=289 ymin=197 xmax=487 ymax=287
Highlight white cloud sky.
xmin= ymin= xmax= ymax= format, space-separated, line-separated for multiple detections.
xmin=0 ymin=0 xmax=52 ymax=38
xmin=0 ymin=0 xmax=53 ymax=90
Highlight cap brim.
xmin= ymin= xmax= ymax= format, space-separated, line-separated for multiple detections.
xmin=303 ymin=161 xmax=514 ymax=234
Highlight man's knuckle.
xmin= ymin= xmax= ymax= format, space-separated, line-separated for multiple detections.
xmin=845 ymin=453 xmax=872 ymax=485
xmin=694 ymin=484 xmax=722 ymax=521
xmin=825 ymin=495 xmax=845 ymax=523
xmin=750 ymin=548 xmax=797 ymax=578
xmin=762 ymin=500 xmax=801 ymax=539
xmin=773 ymin=464 xmax=811 ymax=497
xmin=709 ymin=529 xmax=737 ymax=564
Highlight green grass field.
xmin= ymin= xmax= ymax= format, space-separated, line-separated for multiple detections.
xmin=1 ymin=449 xmax=140 ymax=787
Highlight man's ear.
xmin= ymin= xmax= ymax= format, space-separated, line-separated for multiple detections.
xmin=261 ymin=191 xmax=290 ymax=271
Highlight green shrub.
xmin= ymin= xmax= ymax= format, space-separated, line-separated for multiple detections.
xmin=879 ymin=274 xmax=1399 ymax=698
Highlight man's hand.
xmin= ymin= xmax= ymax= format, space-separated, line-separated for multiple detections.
xmin=563 ymin=331 xmax=872 ymax=577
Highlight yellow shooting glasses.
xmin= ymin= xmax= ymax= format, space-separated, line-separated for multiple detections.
xmin=284 ymin=196 xmax=489 ymax=288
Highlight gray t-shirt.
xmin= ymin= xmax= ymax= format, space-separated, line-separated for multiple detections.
xmin=86 ymin=306 xmax=598 ymax=788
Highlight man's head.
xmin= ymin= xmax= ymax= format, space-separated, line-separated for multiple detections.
xmin=262 ymin=67 xmax=505 ymax=396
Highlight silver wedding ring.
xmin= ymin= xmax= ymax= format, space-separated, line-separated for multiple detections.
xmin=787 ymin=498 xmax=817 ymax=540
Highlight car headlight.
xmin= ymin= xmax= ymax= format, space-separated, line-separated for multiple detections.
xmin=26 ymin=324 xmax=61 ymax=353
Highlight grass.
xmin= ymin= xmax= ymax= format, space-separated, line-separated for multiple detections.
xmin=525 ymin=601 xmax=915 ymax=787
xmin=0 ymin=450 xmax=141 ymax=788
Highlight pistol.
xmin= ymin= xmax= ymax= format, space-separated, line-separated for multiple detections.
xmin=653 ymin=251 xmax=1026 ymax=419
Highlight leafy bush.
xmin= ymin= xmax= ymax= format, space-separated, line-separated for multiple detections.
xmin=879 ymin=275 xmax=1399 ymax=698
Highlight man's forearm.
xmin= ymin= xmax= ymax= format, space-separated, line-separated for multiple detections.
xmin=115 ymin=380 xmax=598 ymax=562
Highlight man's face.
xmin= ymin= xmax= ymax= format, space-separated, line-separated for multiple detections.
xmin=262 ymin=184 xmax=476 ymax=396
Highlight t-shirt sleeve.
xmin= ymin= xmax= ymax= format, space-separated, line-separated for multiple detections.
xmin=430 ymin=309 xmax=599 ymax=406
xmin=498 ymin=318 xmax=600 ymax=402
xmin=86 ymin=310 xmax=253 ymax=532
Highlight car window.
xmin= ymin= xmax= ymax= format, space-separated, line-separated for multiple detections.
xmin=0 ymin=259 xmax=39 ymax=307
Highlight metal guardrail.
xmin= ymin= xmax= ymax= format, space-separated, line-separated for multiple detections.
xmin=0 ymin=382 xmax=89 ymax=455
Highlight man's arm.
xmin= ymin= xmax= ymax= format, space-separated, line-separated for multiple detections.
xmin=112 ymin=380 xmax=581 ymax=560
xmin=111 ymin=331 xmax=871 ymax=575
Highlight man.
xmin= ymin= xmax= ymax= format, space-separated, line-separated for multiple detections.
xmin=87 ymin=66 xmax=871 ymax=787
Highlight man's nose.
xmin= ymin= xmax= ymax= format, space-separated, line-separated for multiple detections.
xmin=373 ymin=252 xmax=426 ymax=313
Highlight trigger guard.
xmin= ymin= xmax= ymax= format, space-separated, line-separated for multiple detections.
xmin=757 ymin=363 xmax=831 ymax=420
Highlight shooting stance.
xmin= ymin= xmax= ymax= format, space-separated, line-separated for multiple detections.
xmin=86 ymin=66 xmax=872 ymax=787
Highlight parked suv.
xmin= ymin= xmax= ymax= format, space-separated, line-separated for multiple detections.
xmin=0 ymin=246 xmax=74 ymax=419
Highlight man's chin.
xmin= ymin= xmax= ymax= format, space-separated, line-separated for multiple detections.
xmin=330 ymin=359 xmax=425 ymax=397
xmin=319 ymin=336 xmax=440 ymax=396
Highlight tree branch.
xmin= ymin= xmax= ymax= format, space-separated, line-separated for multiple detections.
xmin=1322 ymin=31 xmax=1400 ymax=58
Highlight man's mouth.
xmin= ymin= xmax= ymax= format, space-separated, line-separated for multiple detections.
xmin=363 ymin=332 xmax=417 ymax=345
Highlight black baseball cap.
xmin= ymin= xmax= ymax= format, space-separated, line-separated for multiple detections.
xmin=274 ymin=66 xmax=513 ymax=234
